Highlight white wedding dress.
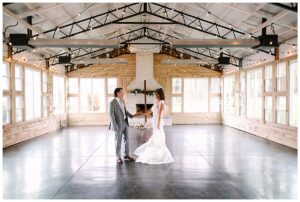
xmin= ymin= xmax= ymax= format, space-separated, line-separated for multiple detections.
xmin=134 ymin=100 xmax=174 ymax=164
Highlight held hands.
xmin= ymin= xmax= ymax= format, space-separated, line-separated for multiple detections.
xmin=133 ymin=112 xmax=151 ymax=117
xmin=133 ymin=112 xmax=143 ymax=117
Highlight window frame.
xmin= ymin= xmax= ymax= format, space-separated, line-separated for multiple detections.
xmin=25 ymin=67 xmax=42 ymax=121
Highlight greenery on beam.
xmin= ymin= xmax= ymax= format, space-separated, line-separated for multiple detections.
xmin=129 ymin=88 xmax=155 ymax=96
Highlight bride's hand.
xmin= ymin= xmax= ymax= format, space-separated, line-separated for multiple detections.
xmin=157 ymin=124 xmax=160 ymax=130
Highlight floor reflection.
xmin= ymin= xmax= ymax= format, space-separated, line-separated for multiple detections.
xmin=3 ymin=125 xmax=297 ymax=199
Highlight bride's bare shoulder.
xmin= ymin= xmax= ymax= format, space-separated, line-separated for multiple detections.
xmin=159 ymin=100 xmax=166 ymax=106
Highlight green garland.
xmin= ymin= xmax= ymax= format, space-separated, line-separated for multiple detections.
xmin=129 ymin=88 xmax=155 ymax=96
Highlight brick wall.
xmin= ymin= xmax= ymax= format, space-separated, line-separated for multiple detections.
xmin=3 ymin=116 xmax=62 ymax=148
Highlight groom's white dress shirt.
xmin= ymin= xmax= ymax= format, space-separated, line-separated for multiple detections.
xmin=116 ymin=98 xmax=126 ymax=120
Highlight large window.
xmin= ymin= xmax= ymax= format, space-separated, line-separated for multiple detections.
xmin=289 ymin=59 xmax=298 ymax=127
xmin=15 ymin=65 xmax=23 ymax=91
xmin=53 ymin=75 xmax=65 ymax=115
xmin=265 ymin=65 xmax=273 ymax=92
xmin=25 ymin=68 xmax=41 ymax=120
xmin=2 ymin=63 xmax=10 ymax=91
xmin=171 ymin=77 xmax=217 ymax=113
xmin=172 ymin=78 xmax=182 ymax=112
xmin=184 ymin=78 xmax=208 ymax=112
xmin=43 ymin=96 xmax=48 ymax=118
xmin=80 ymin=78 xmax=105 ymax=113
xmin=3 ymin=96 xmax=10 ymax=124
xmin=67 ymin=77 xmax=117 ymax=113
xmin=277 ymin=62 xmax=286 ymax=91
xmin=239 ymin=72 xmax=246 ymax=116
xmin=223 ymin=75 xmax=235 ymax=116
xmin=247 ymin=68 xmax=262 ymax=119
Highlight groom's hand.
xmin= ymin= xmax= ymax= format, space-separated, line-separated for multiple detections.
xmin=134 ymin=112 xmax=142 ymax=117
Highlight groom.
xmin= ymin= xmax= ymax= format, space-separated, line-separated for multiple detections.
xmin=109 ymin=88 xmax=137 ymax=164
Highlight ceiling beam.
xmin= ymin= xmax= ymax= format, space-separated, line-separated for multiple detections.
xmin=228 ymin=3 xmax=266 ymax=27
xmin=172 ymin=39 xmax=260 ymax=48
xmin=71 ymin=58 xmax=128 ymax=64
xmin=3 ymin=7 xmax=48 ymax=38
xmin=31 ymin=3 xmax=140 ymax=38
xmin=113 ymin=21 xmax=177 ymax=24
xmin=23 ymin=4 xmax=73 ymax=56
xmin=29 ymin=39 xmax=120 ymax=48
xmin=3 ymin=7 xmax=61 ymax=57
xmin=222 ymin=3 xmax=296 ymax=31
xmin=247 ymin=10 xmax=290 ymax=35
xmin=20 ymin=3 xmax=66 ymax=18
xmin=270 ymin=3 xmax=297 ymax=13
xmin=147 ymin=3 xmax=247 ymax=39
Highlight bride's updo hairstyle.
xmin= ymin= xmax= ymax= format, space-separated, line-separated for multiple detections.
xmin=155 ymin=88 xmax=165 ymax=100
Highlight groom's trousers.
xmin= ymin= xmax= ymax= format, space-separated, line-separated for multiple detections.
xmin=115 ymin=120 xmax=130 ymax=159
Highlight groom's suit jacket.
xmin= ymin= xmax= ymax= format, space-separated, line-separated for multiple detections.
xmin=109 ymin=98 xmax=134 ymax=132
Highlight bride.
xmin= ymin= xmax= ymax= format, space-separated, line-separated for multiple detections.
xmin=134 ymin=88 xmax=174 ymax=164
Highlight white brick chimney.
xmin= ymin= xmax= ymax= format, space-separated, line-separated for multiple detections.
xmin=127 ymin=52 xmax=162 ymax=90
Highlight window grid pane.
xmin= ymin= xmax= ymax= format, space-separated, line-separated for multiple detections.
xmin=43 ymin=72 xmax=48 ymax=93
xmin=68 ymin=97 xmax=79 ymax=113
xmin=107 ymin=78 xmax=117 ymax=94
xmin=289 ymin=59 xmax=298 ymax=127
xmin=265 ymin=65 xmax=272 ymax=92
xmin=43 ymin=96 xmax=48 ymax=118
xmin=68 ymin=78 xmax=78 ymax=94
xmin=224 ymin=75 xmax=235 ymax=116
xmin=15 ymin=65 xmax=23 ymax=91
xmin=276 ymin=62 xmax=286 ymax=91
xmin=80 ymin=78 xmax=105 ymax=113
xmin=247 ymin=69 xmax=262 ymax=120
xmin=210 ymin=96 xmax=220 ymax=112
xmin=53 ymin=76 xmax=65 ymax=115
xmin=184 ymin=78 xmax=208 ymax=112
xmin=172 ymin=78 xmax=182 ymax=94
xmin=265 ymin=96 xmax=272 ymax=122
xmin=3 ymin=63 xmax=10 ymax=90
xmin=277 ymin=96 xmax=286 ymax=124
xmin=16 ymin=96 xmax=23 ymax=122
xmin=210 ymin=78 xmax=220 ymax=94
xmin=240 ymin=72 xmax=246 ymax=116
xmin=2 ymin=96 xmax=10 ymax=124
xmin=172 ymin=97 xmax=182 ymax=112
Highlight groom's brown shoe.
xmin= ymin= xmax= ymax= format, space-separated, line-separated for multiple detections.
xmin=117 ymin=158 xmax=123 ymax=164
xmin=124 ymin=155 xmax=135 ymax=161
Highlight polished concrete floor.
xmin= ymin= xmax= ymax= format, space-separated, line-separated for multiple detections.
xmin=2 ymin=125 xmax=298 ymax=199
